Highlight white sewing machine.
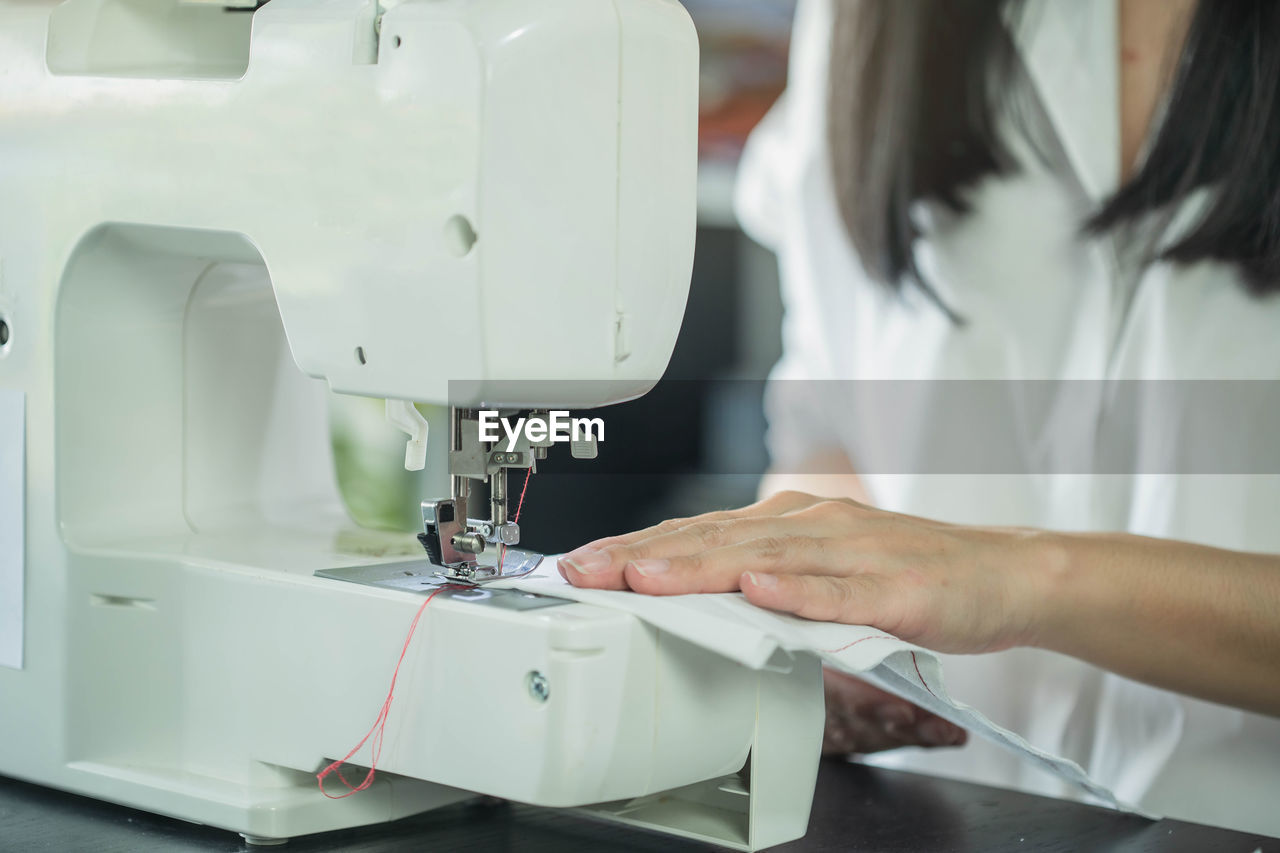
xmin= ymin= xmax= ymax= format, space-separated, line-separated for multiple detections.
xmin=0 ymin=1 xmax=824 ymax=849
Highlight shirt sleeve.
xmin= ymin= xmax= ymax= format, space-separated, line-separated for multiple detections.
xmin=735 ymin=0 xmax=850 ymax=473
xmin=734 ymin=96 xmax=791 ymax=253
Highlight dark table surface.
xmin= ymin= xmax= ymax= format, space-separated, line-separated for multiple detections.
xmin=1 ymin=761 xmax=1275 ymax=853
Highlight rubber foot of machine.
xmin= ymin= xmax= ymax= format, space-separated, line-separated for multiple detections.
xmin=240 ymin=833 xmax=289 ymax=847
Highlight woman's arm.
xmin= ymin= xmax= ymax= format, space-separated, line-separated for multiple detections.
xmin=1030 ymin=531 xmax=1280 ymax=715
xmin=559 ymin=492 xmax=1280 ymax=717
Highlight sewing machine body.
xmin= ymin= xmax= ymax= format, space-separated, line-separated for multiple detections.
xmin=0 ymin=1 xmax=824 ymax=848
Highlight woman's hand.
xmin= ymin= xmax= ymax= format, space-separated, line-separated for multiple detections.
xmin=557 ymin=489 xmax=1280 ymax=716
xmin=822 ymin=669 xmax=967 ymax=755
xmin=557 ymin=490 xmax=1054 ymax=654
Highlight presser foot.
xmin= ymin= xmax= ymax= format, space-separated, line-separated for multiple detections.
xmin=419 ymin=497 xmax=539 ymax=586
xmin=422 ymin=546 xmax=544 ymax=587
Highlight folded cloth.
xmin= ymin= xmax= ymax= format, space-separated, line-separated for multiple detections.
xmin=502 ymin=565 xmax=1143 ymax=814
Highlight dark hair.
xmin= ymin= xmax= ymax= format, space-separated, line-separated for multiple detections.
xmin=828 ymin=0 xmax=1280 ymax=313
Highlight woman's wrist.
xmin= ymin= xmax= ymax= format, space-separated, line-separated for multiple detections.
xmin=1014 ymin=529 xmax=1151 ymax=655
xmin=1010 ymin=528 xmax=1091 ymax=652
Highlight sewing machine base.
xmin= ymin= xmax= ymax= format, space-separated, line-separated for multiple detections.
xmin=7 ymin=519 xmax=821 ymax=851
xmin=318 ymin=553 xmax=548 ymax=592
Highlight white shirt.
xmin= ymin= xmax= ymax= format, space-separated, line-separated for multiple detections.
xmin=738 ymin=0 xmax=1280 ymax=835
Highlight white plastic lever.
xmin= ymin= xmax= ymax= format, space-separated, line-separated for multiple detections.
xmin=385 ymin=399 xmax=429 ymax=471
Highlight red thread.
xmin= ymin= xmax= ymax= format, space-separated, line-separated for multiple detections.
xmin=316 ymin=584 xmax=457 ymax=798
xmin=910 ymin=651 xmax=938 ymax=699
xmin=821 ymin=638 xmax=940 ymax=701
xmin=514 ymin=466 xmax=533 ymax=524
xmin=821 ymin=634 xmax=898 ymax=654
xmin=321 ymin=468 xmax=538 ymax=798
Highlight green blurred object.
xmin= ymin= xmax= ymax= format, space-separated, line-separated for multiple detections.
xmin=329 ymin=395 xmax=449 ymax=533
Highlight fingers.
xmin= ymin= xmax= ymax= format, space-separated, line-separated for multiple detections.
xmin=559 ymin=515 xmax=768 ymax=590
xmin=824 ymin=705 xmax=968 ymax=755
xmin=565 ymin=531 xmax=853 ymax=595
xmin=612 ymin=517 xmax=790 ymax=564
xmin=563 ymin=515 xmax=830 ymax=589
xmin=824 ymin=707 xmax=911 ymax=755
xmin=624 ymin=535 xmax=856 ymax=594
xmin=741 ymin=571 xmax=888 ymax=625
xmin=822 ymin=669 xmax=967 ymax=755
xmin=560 ymin=494 xmax=864 ymax=591
xmin=558 ymin=547 xmax=630 ymax=590
xmin=572 ymin=491 xmax=827 ymax=553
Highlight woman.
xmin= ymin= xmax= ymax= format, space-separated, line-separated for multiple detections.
xmin=561 ymin=0 xmax=1280 ymax=836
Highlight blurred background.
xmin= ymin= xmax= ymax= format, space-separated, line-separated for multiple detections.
xmin=331 ymin=0 xmax=797 ymax=553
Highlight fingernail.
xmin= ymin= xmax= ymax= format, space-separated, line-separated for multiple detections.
xmin=629 ymin=559 xmax=670 ymax=577
xmin=560 ymin=548 xmax=611 ymax=575
xmin=744 ymin=572 xmax=777 ymax=589
xmin=920 ymin=719 xmax=962 ymax=746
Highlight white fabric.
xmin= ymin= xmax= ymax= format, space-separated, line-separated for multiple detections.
xmin=506 ymin=569 xmax=1137 ymax=812
xmin=736 ymin=0 xmax=1280 ymax=837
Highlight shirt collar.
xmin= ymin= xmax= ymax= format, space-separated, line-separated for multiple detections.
xmin=1009 ymin=0 xmax=1120 ymax=202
